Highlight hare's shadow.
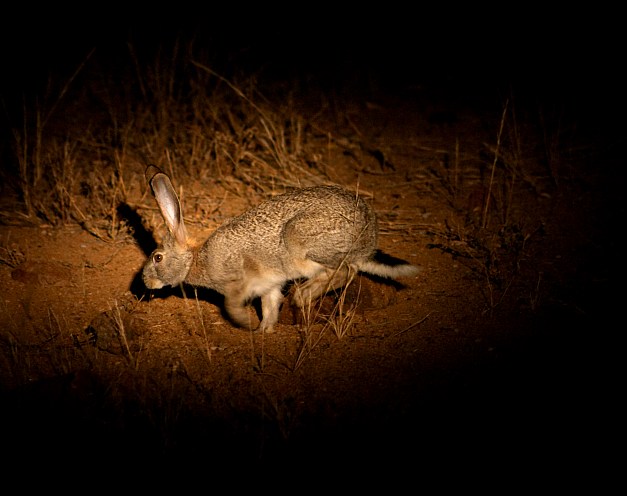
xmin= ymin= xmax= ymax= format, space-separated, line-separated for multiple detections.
xmin=118 ymin=203 xmax=226 ymax=312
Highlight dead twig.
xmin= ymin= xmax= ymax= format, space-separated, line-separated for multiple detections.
xmin=387 ymin=312 xmax=432 ymax=339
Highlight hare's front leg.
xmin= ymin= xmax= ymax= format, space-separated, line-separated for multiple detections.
xmin=223 ymin=282 xmax=257 ymax=331
xmin=223 ymin=296 xmax=256 ymax=330
xmin=258 ymin=286 xmax=284 ymax=333
xmin=223 ymin=280 xmax=284 ymax=333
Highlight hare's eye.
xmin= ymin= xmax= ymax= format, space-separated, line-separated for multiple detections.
xmin=153 ymin=253 xmax=163 ymax=263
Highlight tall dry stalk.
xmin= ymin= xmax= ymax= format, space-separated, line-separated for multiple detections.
xmin=482 ymin=99 xmax=509 ymax=229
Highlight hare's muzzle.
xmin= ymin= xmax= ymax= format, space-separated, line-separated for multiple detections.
xmin=144 ymin=278 xmax=164 ymax=290
xmin=142 ymin=270 xmax=165 ymax=289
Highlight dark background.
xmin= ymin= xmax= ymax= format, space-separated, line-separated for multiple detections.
xmin=0 ymin=4 xmax=623 ymax=482
xmin=2 ymin=5 xmax=623 ymax=111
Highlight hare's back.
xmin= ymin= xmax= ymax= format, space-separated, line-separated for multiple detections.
xmin=234 ymin=185 xmax=373 ymax=226
xmin=208 ymin=186 xmax=377 ymax=266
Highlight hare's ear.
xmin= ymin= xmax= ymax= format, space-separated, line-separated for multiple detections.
xmin=146 ymin=165 xmax=188 ymax=247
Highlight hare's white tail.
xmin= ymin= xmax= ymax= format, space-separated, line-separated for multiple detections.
xmin=357 ymin=259 xmax=421 ymax=279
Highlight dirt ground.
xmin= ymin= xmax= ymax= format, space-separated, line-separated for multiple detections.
xmin=0 ymin=35 xmax=622 ymax=483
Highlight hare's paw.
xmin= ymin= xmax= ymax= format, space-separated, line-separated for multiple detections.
xmin=257 ymin=321 xmax=276 ymax=333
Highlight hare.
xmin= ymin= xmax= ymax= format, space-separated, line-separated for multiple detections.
xmin=142 ymin=165 xmax=419 ymax=332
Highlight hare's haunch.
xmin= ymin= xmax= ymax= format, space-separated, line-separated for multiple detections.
xmin=142 ymin=165 xmax=419 ymax=332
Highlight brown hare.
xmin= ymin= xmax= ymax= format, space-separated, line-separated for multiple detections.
xmin=142 ymin=165 xmax=419 ymax=332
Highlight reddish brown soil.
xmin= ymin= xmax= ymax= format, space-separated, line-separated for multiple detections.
xmin=0 ymin=38 xmax=621 ymax=484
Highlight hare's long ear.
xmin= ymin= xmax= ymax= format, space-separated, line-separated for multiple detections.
xmin=146 ymin=165 xmax=188 ymax=247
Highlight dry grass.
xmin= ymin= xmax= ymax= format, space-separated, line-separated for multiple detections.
xmin=0 ymin=36 xmax=583 ymax=461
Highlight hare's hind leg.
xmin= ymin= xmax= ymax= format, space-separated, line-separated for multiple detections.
xmin=293 ymin=265 xmax=355 ymax=308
